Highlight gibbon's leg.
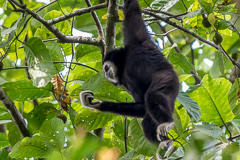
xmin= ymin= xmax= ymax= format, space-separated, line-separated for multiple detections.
xmin=145 ymin=89 xmax=175 ymax=141
xmin=141 ymin=114 xmax=159 ymax=143
xmin=80 ymin=91 xmax=146 ymax=118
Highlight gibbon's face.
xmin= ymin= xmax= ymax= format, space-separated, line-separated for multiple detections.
xmin=103 ymin=61 xmax=119 ymax=85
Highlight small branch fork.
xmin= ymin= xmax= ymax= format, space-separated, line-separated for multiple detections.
xmin=7 ymin=0 xmax=105 ymax=50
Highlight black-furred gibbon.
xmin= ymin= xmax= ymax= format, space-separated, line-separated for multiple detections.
xmin=80 ymin=0 xmax=179 ymax=144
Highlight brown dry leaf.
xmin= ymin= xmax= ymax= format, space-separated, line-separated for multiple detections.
xmin=51 ymin=76 xmax=71 ymax=112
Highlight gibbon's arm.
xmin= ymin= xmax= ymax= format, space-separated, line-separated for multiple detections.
xmin=80 ymin=91 xmax=146 ymax=118
xmin=123 ymin=0 xmax=150 ymax=46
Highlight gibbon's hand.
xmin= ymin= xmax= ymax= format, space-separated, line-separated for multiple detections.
xmin=80 ymin=91 xmax=101 ymax=110
xmin=156 ymin=122 xmax=175 ymax=141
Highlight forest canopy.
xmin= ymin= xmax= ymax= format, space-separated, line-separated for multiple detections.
xmin=0 ymin=0 xmax=240 ymax=159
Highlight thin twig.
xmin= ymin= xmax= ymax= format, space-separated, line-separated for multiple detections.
xmin=2 ymin=62 xmax=99 ymax=73
xmin=85 ymin=0 xmax=105 ymax=54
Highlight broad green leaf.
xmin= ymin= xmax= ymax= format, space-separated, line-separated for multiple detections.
xmin=1 ymin=80 xmax=51 ymax=101
xmin=177 ymin=91 xmax=201 ymax=122
xmin=150 ymin=0 xmax=179 ymax=11
xmin=24 ymin=37 xmax=54 ymax=87
xmin=179 ymin=74 xmax=193 ymax=83
xmin=0 ymin=109 xmax=12 ymax=125
xmin=169 ymin=101 xmax=191 ymax=146
xmin=128 ymin=119 xmax=156 ymax=156
xmin=194 ymin=123 xmax=227 ymax=142
xmin=10 ymin=136 xmax=50 ymax=158
xmin=44 ymin=41 xmax=65 ymax=72
xmin=0 ymin=0 xmax=7 ymax=9
xmin=0 ymin=31 xmax=14 ymax=48
xmin=81 ymin=72 xmax=133 ymax=102
xmin=214 ymin=18 xmax=230 ymax=30
xmin=208 ymin=13 xmax=216 ymax=26
xmin=222 ymin=143 xmax=240 ymax=160
xmin=0 ymin=133 xmax=9 ymax=149
xmin=112 ymin=117 xmax=130 ymax=141
xmin=198 ymin=0 xmax=212 ymax=14
xmin=0 ymin=149 xmax=13 ymax=160
xmin=75 ymin=44 xmax=99 ymax=62
xmin=73 ymin=70 xmax=97 ymax=81
xmin=219 ymin=28 xmax=232 ymax=36
xmin=168 ymin=52 xmax=194 ymax=73
xmin=210 ymin=52 xmax=225 ymax=78
xmin=69 ymin=106 xmax=78 ymax=127
xmin=188 ymin=75 xmax=235 ymax=125
xmin=40 ymin=118 xmax=65 ymax=152
xmin=74 ymin=109 xmax=115 ymax=131
xmin=228 ymin=79 xmax=240 ymax=116
xmin=26 ymin=103 xmax=59 ymax=133
xmin=118 ymin=150 xmax=139 ymax=160
xmin=1 ymin=14 xmax=22 ymax=36
xmin=6 ymin=123 xmax=22 ymax=147
xmin=65 ymin=133 xmax=101 ymax=160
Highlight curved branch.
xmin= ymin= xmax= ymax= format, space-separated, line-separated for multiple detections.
xmin=0 ymin=87 xmax=31 ymax=137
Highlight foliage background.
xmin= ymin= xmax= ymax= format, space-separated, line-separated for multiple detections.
xmin=0 ymin=0 xmax=240 ymax=159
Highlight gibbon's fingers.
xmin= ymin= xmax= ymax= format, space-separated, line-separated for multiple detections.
xmin=80 ymin=91 xmax=101 ymax=110
xmin=156 ymin=140 xmax=175 ymax=160
xmin=156 ymin=122 xmax=175 ymax=142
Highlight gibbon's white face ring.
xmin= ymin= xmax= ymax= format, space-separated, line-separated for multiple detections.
xmin=103 ymin=61 xmax=119 ymax=84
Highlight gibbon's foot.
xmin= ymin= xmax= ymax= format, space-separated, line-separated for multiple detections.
xmin=156 ymin=140 xmax=174 ymax=160
xmin=80 ymin=91 xmax=101 ymax=110
xmin=156 ymin=122 xmax=175 ymax=141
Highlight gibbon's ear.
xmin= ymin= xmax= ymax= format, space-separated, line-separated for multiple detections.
xmin=102 ymin=61 xmax=119 ymax=85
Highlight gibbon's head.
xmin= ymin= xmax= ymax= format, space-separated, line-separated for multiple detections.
xmin=103 ymin=61 xmax=119 ymax=85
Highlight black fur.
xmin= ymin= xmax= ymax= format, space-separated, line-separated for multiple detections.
xmin=100 ymin=0 xmax=179 ymax=143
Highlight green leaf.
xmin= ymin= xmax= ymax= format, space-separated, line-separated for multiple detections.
xmin=228 ymin=79 xmax=240 ymax=116
xmin=210 ymin=51 xmax=225 ymax=78
xmin=168 ymin=52 xmax=194 ymax=73
xmin=222 ymin=143 xmax=240 ymax=160
xmin=198 ymin=0 xmax=213 ymax=14
xmin=26 ymin=103 xmax=59 ymax=133
xmin=194 ymin=123 xmax=227 ymax=142
xmin=0 ymin=149 xmax=14 ymax=160
xmin=0 ymin=109 xmax=12 ymax=125
xmin=74 ymin=109 xmax=115 ymax=131
xmin=6 ymin=123 xmax=22 ymax=147
xmin=1 ymin=80 xmax=51 ymax=101
xmin=1 ymin=14 xmax=22 ymax=37
xmin=75 ymin=44 xmax=99 ymax=62
xmin=118 ymin=150 xmax=139 ymax=160
xmin=40 ymin=118 xmax=65 ymax=152
xmin=69 ymin=106 xmax=78 ymax=126
xmin=81 ymin=72 xmax=133 ymax=102
xmin=0 ymin=133 xmax=9 ymax=149
xmin=214 ymin=18 xmax=230 ymax=30
xmin=128 ymin=119 xmax=156 ymax=156
xmin=179 ymin=74 xmax=193 ymax=83
xmin=112 ymin=117 xmax=130 ymax=141
xmin=0 ymin=31 xmax=14 ymax=48
xmin=177 ymin=91 xmax=201 ymax=122
xmin=24 ymin=37 xmax=54 ymax=87
xmin=10 ymin=136 xmax=50 ymax=158
xmin=150 ymin=0 xmax=179 ymax=11
xmin=44 ymin=41 xmax=65 ymax=72
xmin=188 ymin=75 xmax=235 ymax=125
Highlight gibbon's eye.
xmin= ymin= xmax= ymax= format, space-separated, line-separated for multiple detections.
xmin=104 ymin=65 xmax=109 ymax=72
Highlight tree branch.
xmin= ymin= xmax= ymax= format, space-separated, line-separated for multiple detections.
xmin=105 ymin=0 xmax=120 ymax=53
xmin=8 ymin=0 xmax=104 ymax=47
xmin=85 ymin=0 xmax=105 ymax=54
xmin=0 ymin=87 xmax=31 ymax=137
xmin=48 ymin=2 xmax=107 ymax=25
